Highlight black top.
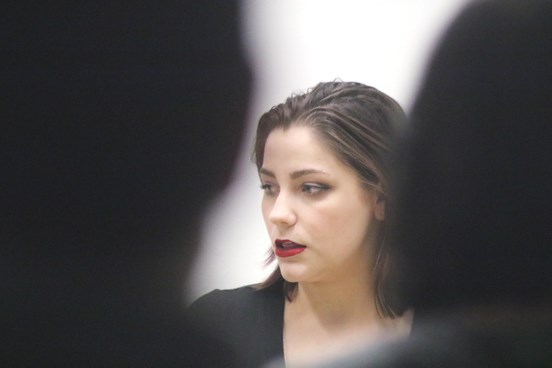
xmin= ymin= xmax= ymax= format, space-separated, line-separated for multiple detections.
xmin=313 ymin=313 xmax=552 ymax=368
xmin=187 ymin=282 xmax=285 ymax=367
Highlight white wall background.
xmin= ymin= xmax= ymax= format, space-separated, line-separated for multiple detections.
xmin=187 ymin=0 xmax=471 ymax=303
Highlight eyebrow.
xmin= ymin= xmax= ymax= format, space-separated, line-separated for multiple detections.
xmin=259 ymin=168 xmax=329 ymax=179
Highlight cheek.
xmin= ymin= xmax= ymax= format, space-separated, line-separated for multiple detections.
xmin=316 ymin=202 xmax=373 ymax=243
xmin=261 ymin=198 xmax=272 ymax=226
xmin=307 ymin=205 xmax=354 ymax=240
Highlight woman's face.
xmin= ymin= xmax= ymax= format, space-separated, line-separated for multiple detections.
xmin=260 ymin=125 xmax=385 ymax=285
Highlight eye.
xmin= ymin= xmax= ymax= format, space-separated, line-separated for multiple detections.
xmin=260 ymin=183 xmax=278 ymax=196
xmin=301 ymin=183 xmax=329 ymax=195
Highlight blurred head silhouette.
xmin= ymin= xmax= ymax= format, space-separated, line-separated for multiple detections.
xmin=3 ymin=1 xmax=250 ymax=365
xmin=392 ymin=0 xmax=552 ymax=314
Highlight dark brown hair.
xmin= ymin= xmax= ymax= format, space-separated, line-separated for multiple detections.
xmin=253 ymin=81 xmax=406 ymax=317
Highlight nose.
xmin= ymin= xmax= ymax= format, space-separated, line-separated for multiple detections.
xmin=268 ymin=192 xmax=296 ymax=228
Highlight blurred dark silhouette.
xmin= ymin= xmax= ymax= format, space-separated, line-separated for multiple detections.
xmin=3 ymin=1 xmax=250 ymax=366
xmin=394 ymin=0 xmax=552 ymax=318
xmin=313 ymin=0 xmax=552 ymax=366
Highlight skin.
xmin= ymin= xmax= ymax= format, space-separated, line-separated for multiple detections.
xmin=260 ymin=125 xmax=385 ymax=286
xmin=260 ymin=125 xmax=398 ymax=365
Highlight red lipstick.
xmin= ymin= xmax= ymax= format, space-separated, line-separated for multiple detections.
xmin=275 ymin=239 xmax=306 ymax=258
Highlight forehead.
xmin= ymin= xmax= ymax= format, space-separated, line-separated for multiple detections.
xmin=262 ymin=125 xmax=347 ymax=174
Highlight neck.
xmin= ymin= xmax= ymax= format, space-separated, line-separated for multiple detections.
xmin=280 ymin=241 xmax=413 ymax=367
xmin=292 ymin=276 xmax=379 ymax=328
xmin=282 ymin=275 xmax=410 ymax=367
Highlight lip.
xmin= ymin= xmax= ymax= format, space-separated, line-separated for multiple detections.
xmin=274 ymin=239 xmax=306 ymax=258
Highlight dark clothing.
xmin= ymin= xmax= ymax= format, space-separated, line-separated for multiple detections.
xmin=315 ymin=313 xmax=552 ymax=368
xmin=188 ymin=282 xmax=285 ymax=367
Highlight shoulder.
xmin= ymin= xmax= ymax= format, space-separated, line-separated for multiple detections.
xmin=317 ymin=314 xmax=552 ymax=368
xmin=190 ymin=285 xmax=260 ymax=308
xmin=188 ymin=284 xmax=282 ymax=324
xmin=187 ymin=284 xmax=285 ymax=366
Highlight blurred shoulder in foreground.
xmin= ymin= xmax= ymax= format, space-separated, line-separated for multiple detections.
xmin=3 ymin=0 xmax=250 ymax=366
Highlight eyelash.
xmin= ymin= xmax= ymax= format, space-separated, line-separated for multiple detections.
xmin=301 ymin=183 xmax=329 ymax=195
xmin=259 ymin=183 xmax=329 ymax=197
xmin=260 ymin=183 xmax=277 ymax=196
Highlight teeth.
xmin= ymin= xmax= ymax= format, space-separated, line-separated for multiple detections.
xmin=278 ymin=241 xmax=304 ymax=249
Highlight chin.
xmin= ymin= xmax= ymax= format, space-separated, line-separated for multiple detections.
xmin=279 ymin=264 xmax=308 ymax=283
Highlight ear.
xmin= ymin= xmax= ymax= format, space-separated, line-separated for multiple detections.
xmin=374 ymin=193 xmax=386 ymax=221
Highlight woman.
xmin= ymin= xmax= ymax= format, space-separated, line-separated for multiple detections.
xmin=188 ymin=81 xmax=410 ymax=367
